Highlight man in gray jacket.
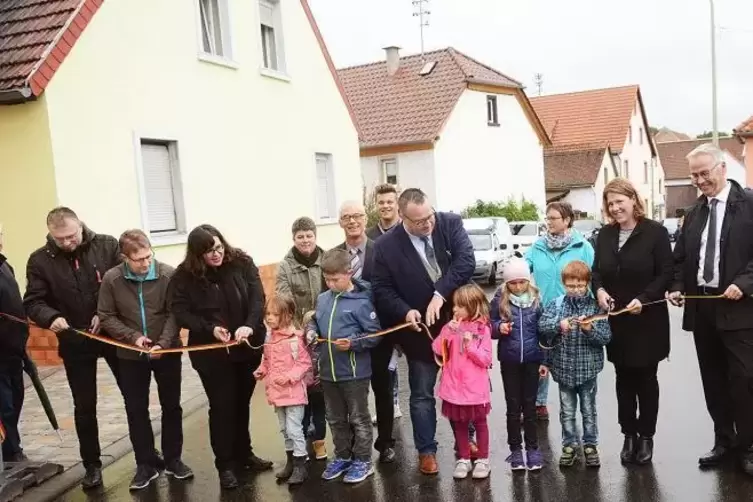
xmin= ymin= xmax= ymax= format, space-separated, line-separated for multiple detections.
xmin=98 ymin=229 xmax=192 ymax=490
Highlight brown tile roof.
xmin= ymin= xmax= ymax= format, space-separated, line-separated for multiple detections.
xmin=531 ymin=85 xmax=652 ymax=155
xmin=544 ymin=143 xmax=609 ymax=188
xmin=656 ymin=137 xmax=745 ymax=180
xmin=653 ymin=127 xmax=691 ymax=143
xmin=734 ymin=115 xmax=753 ymax=137
xmin=337 ymin=47 xmax=548 ymax=149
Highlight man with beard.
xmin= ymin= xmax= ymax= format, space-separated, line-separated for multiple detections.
xmin=367 ymin=184 xmax=401 ymax=241
xmin=23 ymin=207 xmax=125 ymax=488
xmin=334 ymin=201 xmax=396 ymax=463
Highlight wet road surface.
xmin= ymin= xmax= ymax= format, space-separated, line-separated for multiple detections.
xmin=57 ymin=306 xmax=753 ymax=502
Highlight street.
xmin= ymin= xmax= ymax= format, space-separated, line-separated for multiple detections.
xmin=56 ymin=305 xmax=753 ymax=502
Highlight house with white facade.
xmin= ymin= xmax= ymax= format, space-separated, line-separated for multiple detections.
xmin=0 ymin=0 xmax=362 ymax=365
xmin=656 ymin=138 xmax=746 ymax=216
xmin=337 ymin=47 xmax=551 ymax=213
xmin=531 ymin=85 xmax=665 ymax=221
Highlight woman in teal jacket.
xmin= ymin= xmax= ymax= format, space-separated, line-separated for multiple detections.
xmin=524 ymin=201 xmax=595 ymax=420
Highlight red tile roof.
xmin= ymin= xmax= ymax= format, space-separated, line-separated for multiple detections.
xmin=337 ymin=47 xmax=548 ymax=149
xmin=734 ymin=115 xmax=753 ymax=137
xmin=543 ymin=143 xmax=610 ymax=188
xmin=530 ymin=85 xmax=652 ymax=155
xmin=656 ymin=137 xmax=744 ymax=180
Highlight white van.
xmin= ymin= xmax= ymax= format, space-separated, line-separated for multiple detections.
xmin=463 ymin=218 xmax=515 ymax=285
xmin=510 ymin=221 xmax=546 ymax=254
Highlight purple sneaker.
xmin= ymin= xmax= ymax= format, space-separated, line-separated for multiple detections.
xmin=506 ymin=449 xmax=526 ymax=471
xmin=526 ymin=448 xmax=543 ymax=471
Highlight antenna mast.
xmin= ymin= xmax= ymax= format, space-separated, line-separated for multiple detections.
xmin=412 ymin=0 xmax=430 ymax=60
xmin=534 ymin=73 xmax=544 ymax=96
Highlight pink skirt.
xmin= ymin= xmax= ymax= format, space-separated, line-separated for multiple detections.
xmin=441 ymin=401 xmax=491 ymax=422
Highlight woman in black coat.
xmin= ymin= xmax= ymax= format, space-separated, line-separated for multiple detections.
xmin=592 ymin=179 xmax=673 ymax=466
xmin=170 ymin=225 xmax=272 ymax=489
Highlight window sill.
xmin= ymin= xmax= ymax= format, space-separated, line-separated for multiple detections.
xmin=151 ymin=232 xmax=188 ymax=247
xmin=197 ymin=53 xmax=240 ymax=70
xmin=487 ymin=122 xmax=500 ymax=127
xmin=259 ymin=67 xmax=291 ymax=82
xmin=315 ymin=218 xmax=339 ymax=227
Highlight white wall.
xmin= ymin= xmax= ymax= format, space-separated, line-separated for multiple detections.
xmin=589 ymin=150 xmax=617 ymax=221
xmin=563 ymin=187 xmax=599 ymax=219
xmin=361 ymin=149 xmax=437 ymax=202
xmin=433 ymin=90 xmax=546 ymax=213
xmin=43 ymin=0 xmax=361 ymax=266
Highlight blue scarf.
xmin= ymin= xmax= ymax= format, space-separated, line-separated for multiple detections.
xmin=545 ymin=231 xmax=573 ymax=251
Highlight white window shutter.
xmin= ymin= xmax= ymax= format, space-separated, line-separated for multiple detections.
xmin=316 ymin=155 xmax=333 ymax=219
xmin=141 ymin=143 xmax=178 ymax=233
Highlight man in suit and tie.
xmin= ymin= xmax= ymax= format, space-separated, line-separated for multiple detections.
xmin=371 ymin=188 xmax=475 ymax=474
xmin=668 ymin=143 xmax=753 ymax=475
xmin=334 ymin=201 xmax=396 ymax=463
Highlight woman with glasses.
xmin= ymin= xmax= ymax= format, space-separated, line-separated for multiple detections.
xmin=170 ymin=224 xmax=272 ymax=489
xmin=591 ymin=179 xmax=673 ymax=466
xmin=525 ymin=201 xmax=595 ymax=420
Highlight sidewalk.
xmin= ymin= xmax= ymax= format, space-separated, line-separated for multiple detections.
xmin=19 ymin=356 xmax=207 ymax=469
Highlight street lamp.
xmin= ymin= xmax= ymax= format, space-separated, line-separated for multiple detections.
xmin=710 ymin=0 xmax=719 ymax=146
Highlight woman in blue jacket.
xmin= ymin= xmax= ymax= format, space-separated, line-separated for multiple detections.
xmin=524 ymin=201 xmax=594 ymax=420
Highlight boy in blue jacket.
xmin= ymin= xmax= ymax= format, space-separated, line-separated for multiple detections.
xmin=306 ymin=248 xmax=382 ymax=484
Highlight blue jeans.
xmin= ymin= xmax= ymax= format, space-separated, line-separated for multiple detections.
xmin=276 ymin=405 xmax=307 ymax=458
xmin=559 ymin=377 xmax=598 ymax=447
xmin=536 ymin=373 xmax=549 ymax=406
xmin=407 ymin=358 xmax=439 ymax=454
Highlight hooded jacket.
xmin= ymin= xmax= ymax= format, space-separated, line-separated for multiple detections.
xmin=525 ymin=231 xmax=594 ymax=305
xmin=489 ymin=288 xmax=544 ymax=364
xmin=257 ymin=329 xmax=313 ymax=407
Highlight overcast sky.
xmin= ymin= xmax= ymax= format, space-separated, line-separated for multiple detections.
xmin=310 ymin=0 xmax=753 ymax=136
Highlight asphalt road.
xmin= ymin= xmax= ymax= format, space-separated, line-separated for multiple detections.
xmin=56 ymin=304 xmax=753 ymax=502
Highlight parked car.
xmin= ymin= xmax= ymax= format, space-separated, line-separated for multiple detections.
xmin=662 ymin=217 xmax=680 ymax=242
xmin=573 ymin=219 xmax=602 ymax=248
xmin=463 ymin=218 xmax=515 ymax=285
xmin=510 ymin=221 xmax=546 ymax=255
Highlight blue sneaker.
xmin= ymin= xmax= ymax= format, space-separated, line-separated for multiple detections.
xmin=322 ymin=458 xmax=352 ymax=480
xmin=526 ymin=448 xmax=543 ymax=471
xmin=506 ymin=449 xmax=526 ymax=471
xmin=343 ymin=460 xmax=374 ymax=484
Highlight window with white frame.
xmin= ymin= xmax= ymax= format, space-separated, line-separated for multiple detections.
xmin=603 ymin=167 xmax=608 ymax=185
xmin=643 ymin=161 xmax=649 ymax=183
xmin=315 ymin=153 xmax=336 ymax=220
xmin=259 ymin=0 xmax=285 ymax=72
xmin=140 ymin=141 xmax=186 ymax=234
xmin=639 ymin=127 xmax=644 ymax=145
xmin=623 ymin=160 xmax=629 ymax=178
xmin=381 ymin=158 xmax=398 ymax=185
xmin=486 ymin=95 xmax=499 ymax=126
xmin=198 ymin=0 xmax=230 ymax=58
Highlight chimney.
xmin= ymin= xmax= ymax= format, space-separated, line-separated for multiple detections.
xmin=384 ymin=46 xmax=401 ymax=76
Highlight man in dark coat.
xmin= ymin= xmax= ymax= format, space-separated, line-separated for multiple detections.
xmin=366 ymin=184 xmax=401 ymax=241
xmin=23 ymin=207 xmax=123 ymax=488
xmin=371 ymin=188 xmax=475 ymax=475
xmin=668 ymin=143 xmax=753 ymax=475
xmin=0 ymin=226 xmax=29 ymax=462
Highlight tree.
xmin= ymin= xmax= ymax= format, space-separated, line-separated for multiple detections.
xmin=362 ymin=186 xmax=380 ymax=228
xmin=461 ymin=197 xmax=540 ymax=221
xmin=648 ymin=126 xmax=659 ymax=136
xmin=697 ymin=131 xmax=730 ymax=139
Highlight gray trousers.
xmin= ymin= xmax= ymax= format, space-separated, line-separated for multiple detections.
xmin=276 ymin=405 xmax=307 ymax=458
xmin=322 ymin=379 xmax=373 ymax=462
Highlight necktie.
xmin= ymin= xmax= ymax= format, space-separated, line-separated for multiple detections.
xmin=420 ymin=236 xmax=440 ymax=275
xmin=703 ymin=198 xmax=718 ymax=284
xmin=350 ymin=248 xmax=362 ymax=279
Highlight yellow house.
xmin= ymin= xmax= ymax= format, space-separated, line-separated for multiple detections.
xmin=0 ymin=0 xmax=362 ymax=364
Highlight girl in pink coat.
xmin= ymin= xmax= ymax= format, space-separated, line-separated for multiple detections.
xmin=432 ymin=284 xmax=493 ymax=480
xmin=254 ymin=295 xmax=312 ymax=485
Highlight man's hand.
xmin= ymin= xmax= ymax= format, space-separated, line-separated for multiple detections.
xmin=135 ymin=336 xmax=152 ymax=349
xmin=626 ymin=298 xmax=643 ymax=314
xmin=539 ymin=365 xmax=548 ymax=378
xmin=213 ymin=326 xmax=231 ymax=343
xmin=405 ymin=310 xmax=422 ymax=331
xmin=90 ymin=315 xmax=101 ymax=334
xmin=723 ymin=284 xmax=744 ymax=301
xmin=596 ymin=288 xmax=613 ymax=311
xmin=578 ymin=316 xmax=593 ymax=332
xmin=559 ymin=319 xmax=571 ymax=333
xmin=50 ymin=317 xmax=70 ymax=333
xmin=666 ymin=291 xmax=684 ymax=307
xmin=426 ymin=295 xmax=445 ymax=327
xmin=334 ymin=339 xmax=351 ymax=352
xmin=149 ymin=344 xmax=163 ymax=359
xmin=235 ymin=326 xmax=253 ymax=341
xmin=499 ymin=322 xmax=512 ymax=335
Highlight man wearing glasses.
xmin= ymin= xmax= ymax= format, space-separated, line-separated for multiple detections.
xmin=23 ymin=207 xmax=123 ymax=488
xmin=371 ymin=188 xmax=475 ymax=475
xmin=97 ymin=230 xmax=192 ymax=490
xmin=668 ymin=143 xmax=753 ymax=475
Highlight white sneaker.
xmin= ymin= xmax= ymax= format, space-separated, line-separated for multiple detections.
xmin=371 ymin=414 xmax=377 ymax=425
xmin=472 ymin=459 xmax=491 ymax=479
xmin=394 ymin=404 xmax=403 ymax=419
xmin=453 ymin=459 xmax=472 ymax=479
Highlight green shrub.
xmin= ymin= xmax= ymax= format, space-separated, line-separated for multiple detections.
xmin=461 ymin=197 xmax=540 ymax=221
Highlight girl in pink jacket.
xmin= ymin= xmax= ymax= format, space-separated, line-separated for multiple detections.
xmin=254 ymin=295 xmax=313 ymax=485
xmin=431 ymin=284 xmax=493 ymax=480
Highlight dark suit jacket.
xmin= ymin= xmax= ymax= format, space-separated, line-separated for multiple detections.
xmin=335 ymin=238 xmax=375 ymax=282
xmin=592 ymin=218 xmax=673 ymax=367
xmin=371 ymin=212 xmax=475 ymax=362
xmin=671 ymin=180 xmax=753 ymax=331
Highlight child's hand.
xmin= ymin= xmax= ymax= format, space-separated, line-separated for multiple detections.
xmin=306 ymin=330 xmax=318 ymax=345
xmin=334 ymin=339 xmax=351 ymax=351
xmin=253 ymin=369 xmax=266 ymax=380
xmin=579 ymin=316 xmax=593 ymax=332
xmin=448 ymin=317 xmax=460 ymax=330
xmin=538 ymin=365 xmax=548 ymax=378
xmin=499 ymin=322 xmax=512 ymax=335
xmin=559 ymin=319 xmax=571 ymax=333
xmin=462 ymin=332 xmax=473 ymax=343
xmin=273 ymin=375 xmax=289 ymax=385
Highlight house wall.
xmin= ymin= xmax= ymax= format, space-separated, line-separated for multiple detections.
xmin=745 ymin=138 xmax=753 ymax=187
xmin=361 ymin=149 xmax=437 ymax=203
xmin=433 ymin=90 xmax=546 ymax=213
xmin=0 ymin=97 xmax=58 ymax=282
xmin=562 ymin=187 xmax=599 ymax=219
xmin=42 ymin=0 xmax=362 ymax=269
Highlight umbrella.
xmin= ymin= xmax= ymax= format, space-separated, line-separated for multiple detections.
xmin=22 ymin=352 xmax=62 ymax=441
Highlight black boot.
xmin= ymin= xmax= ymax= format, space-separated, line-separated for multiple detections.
xmin=635 ymin=436 xmax=654 ymax=465
xmin=219 ymin=469 xmax=239 ymax=490
xmin=242 ymin=450 xmax=274 ymax=471
xmin=276 ymin=451 xmax=294 ymax=481
xmin=82 ymin=467 xmax=103 ymax=489
xmin=287 ymin=456 xmax=308 ymax=485
xmin=620 ymin=435 xmax=637 ymax=464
